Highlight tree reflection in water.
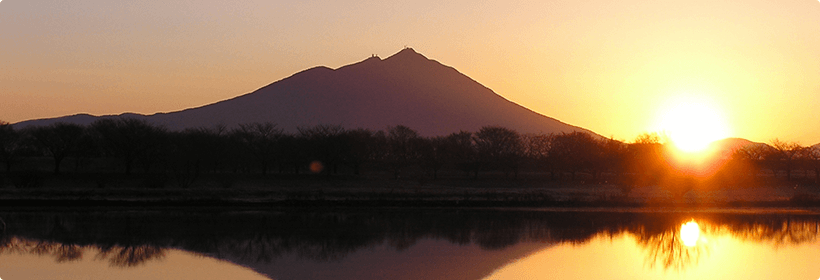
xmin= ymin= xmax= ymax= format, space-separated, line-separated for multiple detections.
xmin=634 ymin=220 xmax=708 ymax=271
xmin=96 ymin=245 xmax=166 ymax=267
xmin=727 ymin=218 xmax=820 ymax=247
xmin=0 ymin=209 xmax=818 ymax=271
xmin=0 ymin=237 xmax=165 ymax=267
xmin=630 ymin=215 xmax=820 ymax=271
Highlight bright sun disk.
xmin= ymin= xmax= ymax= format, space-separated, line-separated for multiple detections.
xmin=659 ymin=102 xmax=729 ymax=153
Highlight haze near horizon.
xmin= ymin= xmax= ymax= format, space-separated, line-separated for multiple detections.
xmin=2 ymin=0 xmax=820 ymax=144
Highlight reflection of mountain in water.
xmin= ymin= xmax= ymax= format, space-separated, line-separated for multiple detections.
xmin=1 ymin=209 xmax=819 ymax=279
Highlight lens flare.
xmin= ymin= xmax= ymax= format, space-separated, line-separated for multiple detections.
xmin=309 ymin=161 xmax=324 ymax=173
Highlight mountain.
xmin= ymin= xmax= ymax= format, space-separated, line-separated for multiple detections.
xmin=227 ymin=240 xmax=552 ymax=280
xmin=15 ymin=48 xmax=595 ymax=136
xmin=708 ymin=138 xmax=771 ymax=158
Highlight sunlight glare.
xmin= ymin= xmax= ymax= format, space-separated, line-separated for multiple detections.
xmin=680 ymin=220 xmax=700 ymax=247
xmin=658 ymin=101 xmax=729 ymax=153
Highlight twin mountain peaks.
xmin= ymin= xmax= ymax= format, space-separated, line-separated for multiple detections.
xmin=17 ymin=48 xmax=593 ymax=136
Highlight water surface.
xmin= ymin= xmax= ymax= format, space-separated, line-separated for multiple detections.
xmin=1 ymin=208 xmax=818 ymax=279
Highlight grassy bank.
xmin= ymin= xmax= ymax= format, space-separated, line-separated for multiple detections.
xmin=2 ymin=172 xmax=820 ymax=209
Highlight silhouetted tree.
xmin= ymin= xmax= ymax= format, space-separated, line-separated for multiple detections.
xmin=599 ymin=137 xmax=628 ymax=181
xmin=278 ymin=134 xmax=308 ymax=174
xmin=444 ymin=131 xmax=476 ymax=178
xmin=28 ymin=123 xmax=86 ymax=175
xmin=624 ymin=132 xmax=668 ymax=186
xmin=188 ymin=124 xmax=234 ymax=174
xmin=386 ymin=125 xmax=420 ymax=179
xmin=769 ymin=139 xmax=804 ymax=180
xmin=550 ymin=131 xmax=602 ymax=180
xmin=522 ymin=133 xmax=555 ymax=178
xmin=298 ymin=124 xmax=346 ymax=176
xmin=232 ymin=122 xmax=283 ymax=175
xmin=474 ymin=126 xmax=523 ymax=178
xmin=805 ymin=146 xmax=820 ymax=184
xmin=91 ymin=118 xmax=166 ymax=175
xmin=0 ymin=121 xmax=23 ymax=173
xmin=343 ymin=128 xmax=376 ymax=175
xmin=728 ymin=144 xmax=768 ymax=183
xmin=634 ymin=132 xmax=663 ymax=145
xmin=368 ymin=130 xmax=389 ymax=168
xmin=166 ymin=128 xmax=224 ymax=188
xmin=418 ymin=136 xmax=448 ymax=179
xmin=70 ymin=130 xmax=98 ymax=173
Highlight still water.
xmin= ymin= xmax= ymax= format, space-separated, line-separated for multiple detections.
xmin=1 ymin=208 xmax=819 ymax=280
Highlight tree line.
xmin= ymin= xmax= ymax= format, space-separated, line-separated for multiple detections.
xmin=1 ymin=118 xmax=819 ymax=189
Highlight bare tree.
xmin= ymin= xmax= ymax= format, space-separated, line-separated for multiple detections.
xmin=769 ymin=139 xmax=804 ymax=180
xmin=550 ymin=131 xmax=602 ymax=181
xmin=298 ymin=124 xmax=346 ymax=176
xmin=28 ymin=123 xmax=86 ymax=175
xmin=522 ymin=133 xmax=555 ymax=178
xmin=634 ymin=132 xmax=662 ymax=144
xmin=730 ymin=144 xmax=769 ymax=181
xmin=474 ymin=126 xmax=523 ymax=178
xmin=386 ymin=125 xmax=421 ymax=179
xmin=0 ymin=121 xmax=23 ymax=173
xmin=418 ymin=136 xmax=448 ymax=179
xmin=166 ymin=128 xmax=228 ymax=188
xmin=343 ymin=128 xmax=376 ymax=176
xmin=445 ymin=131 xmax=475 ymax=178
xmin=805 ymin=146 xmax=820 ymax=184
xmin=624 ymin=132 xmax=668 ymax=187
xmin=232 ymin=122 xmax=283 ymax=175
xmin=91 ymin=118 xmax=166 ymax=175
xmin=599 ymin=137 xmax=627 ymax=182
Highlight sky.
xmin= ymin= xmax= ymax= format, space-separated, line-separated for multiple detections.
xmin=2 ymin=0 xmax=820 ymax=144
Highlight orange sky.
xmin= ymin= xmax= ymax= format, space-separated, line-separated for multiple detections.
xmin=2 ymin=0 xmax=820 ymax=144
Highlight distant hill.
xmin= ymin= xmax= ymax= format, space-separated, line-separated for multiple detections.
xmin=15 ymin=48 xmax=596 ymax=136
xmin=708 ymin=138 xmax=772 ymax=158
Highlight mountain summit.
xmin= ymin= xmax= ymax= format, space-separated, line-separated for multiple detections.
xmin=17 ymin=48 xmax=595 ymax=136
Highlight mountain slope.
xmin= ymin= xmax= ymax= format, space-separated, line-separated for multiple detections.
xmin=17 ymin=48 xmax=594 ymax=136
xmin=708 ymin=138 xmax=772 ymax=158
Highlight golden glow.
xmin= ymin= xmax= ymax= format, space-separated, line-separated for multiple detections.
xmin=484 ymin=222 xmax=820 ymax=280
xmin=680 ymin=220 xmax=700 ymax=247
xmin=0 ymin=245 xmax=271 ymax=280
xmin=3 ymin=1 xmax=820 ymax=144
xmin=657 ymin=100 xmax=730 ymax=153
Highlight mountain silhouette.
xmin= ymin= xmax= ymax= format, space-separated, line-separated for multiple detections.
xmin=708 ymin=137 xmax=772 ymax=158
xmin=16 ymin=48 xmax=594 ymax=136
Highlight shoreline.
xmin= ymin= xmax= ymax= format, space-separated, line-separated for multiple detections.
xmin=3 ymin=173 xmax=820 ymax=209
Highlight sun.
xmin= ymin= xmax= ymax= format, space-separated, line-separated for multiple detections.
xmin=680 ymin=220 xmax=700 ymax=247
xmin=657 ymin=101 xmax=730 ymax=153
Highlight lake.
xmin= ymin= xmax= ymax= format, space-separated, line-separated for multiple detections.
xmin=1 ymin=208 xmax=819 ymax=280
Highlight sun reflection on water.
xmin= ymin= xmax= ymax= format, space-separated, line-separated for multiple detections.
xmin=680 ymin=220 xmax=701 ymax=247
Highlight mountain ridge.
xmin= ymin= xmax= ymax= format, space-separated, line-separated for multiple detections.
xmin=15 ymin=48 xmax=596 ymax=136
